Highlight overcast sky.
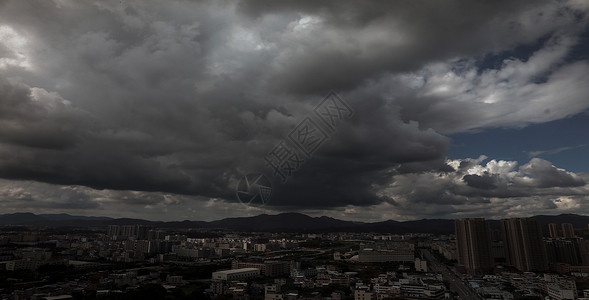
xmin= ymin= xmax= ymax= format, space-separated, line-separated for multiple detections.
xmin=1 ymin=0 xmax=589 ymax=221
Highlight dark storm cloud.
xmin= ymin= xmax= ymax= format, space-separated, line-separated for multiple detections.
xmin=0 ymin=0 xmax=588 ymax=218
xmin=0 ymin=78 xmax=203 ymax=195
xmin=0 ymin=78 xmax=87 ymax=150
xmin=462 ymin=173 xmax=498 ymax=190
xmin=0 ymin=0 xmax=454 ymax=210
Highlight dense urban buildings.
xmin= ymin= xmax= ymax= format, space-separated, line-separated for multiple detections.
xmin=231 ymin=260 xmax=291 ymax=277
xmin=357 ymin=242 xmax=415 ymax=263
xmin=3 ymin=216 xmax=589 ymax=299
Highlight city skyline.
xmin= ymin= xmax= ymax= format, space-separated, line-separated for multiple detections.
xmin=0 ymin=1 xmax=589 ymax=222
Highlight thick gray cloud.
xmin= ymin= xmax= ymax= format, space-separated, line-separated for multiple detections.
xmin=518 ymin=158 xmax=586 ymax=188
xmin=236 ymin=0 xmax=588 ymax=95
xmin=376 ymin=156 xmax=589 ymax=219
xmin=0 ymin=0 xmax=588 ymax=220
xmin=463 ymin=173 xmax=499 ymax=190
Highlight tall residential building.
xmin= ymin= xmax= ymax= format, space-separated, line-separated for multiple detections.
xmin=548 ymin=223 xmax=560 ymax=238
xmin=136 ymin=225 xmax=149 ymax=240
xmin=107 ymin=225 xmax=151 ymax=240
xmin=576 ymin=239 xmax=589 ymax=266
xmin=148 ymin=230 xmax=167 ymax=240
xmin=107 ymin=225 xmax=120 ymax=237
xmin=455 ymin=218 xmax=494 ymax=275
xmin=120 ymin=225 xmax=138 ymax=237
xmin=501 ymin=218 xmax=548 ymax=271
xmin=562 ymin=223 xmax=575 ymax=238
xmin=545 ymin=239 xmax=579 ymax=265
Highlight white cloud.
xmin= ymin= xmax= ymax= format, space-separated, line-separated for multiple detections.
xmin=527 ymin=143 xmax=587 ymax=158
xmin=388 ymin=34 xmax=589 ymax=133
xmin=374 ymin=156 xmax=589 ymax=219
xmin=0 ymin=25 xmax=31 ymax=70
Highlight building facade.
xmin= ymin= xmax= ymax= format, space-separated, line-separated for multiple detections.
xmin=501 ymin=218 xmax=548 ymax=272
xmin=455 ymin=218 xmax=494 ymax=275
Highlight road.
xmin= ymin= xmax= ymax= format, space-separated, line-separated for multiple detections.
xmin=421 ymin=249 xmax=481 ymax=300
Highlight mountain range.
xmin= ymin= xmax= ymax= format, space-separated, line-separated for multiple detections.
xmin=0 ymin=212 xmax=587 ymax=235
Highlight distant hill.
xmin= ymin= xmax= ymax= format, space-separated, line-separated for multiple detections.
xmin=530 ymin=214 xmax=589 ymax=235
xmin=0 ymin=212 xmax=587 ymax=235
xmin=0 ymin=212 xmax=45 ymax=224
xmin=38 ymin=213 xmax=112 ymax=221
xmin=206 ymin=213 xmax=359 ymax=232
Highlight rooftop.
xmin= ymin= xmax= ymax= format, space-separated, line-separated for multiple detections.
xmin=214 ymin=268 xmax=259 ymax=275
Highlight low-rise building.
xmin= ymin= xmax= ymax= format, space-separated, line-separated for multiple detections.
xmin=547 ymin=285 xmax=575 ymax=300
xmin=212 ymin=268 xmax=260 ymax=281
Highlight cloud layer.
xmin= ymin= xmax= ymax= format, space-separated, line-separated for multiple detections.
xmin=0 ymin=0 xmax=588 ymax=220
